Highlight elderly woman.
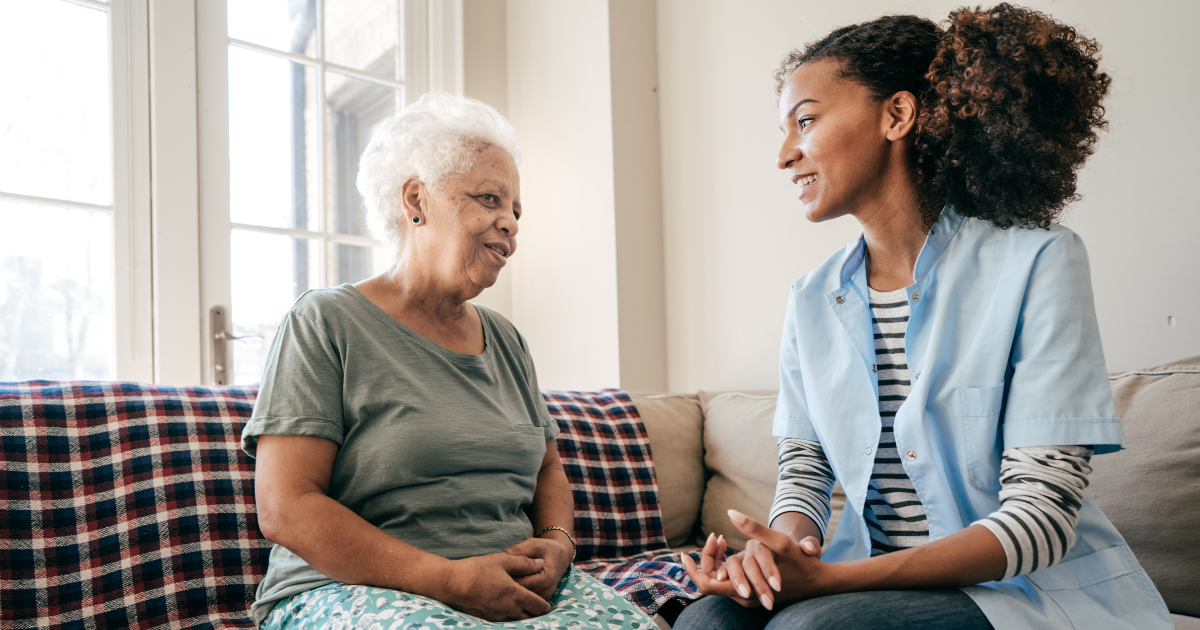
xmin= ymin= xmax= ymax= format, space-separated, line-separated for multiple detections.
xmin=242 ymin=92 xmax=654 ymax=630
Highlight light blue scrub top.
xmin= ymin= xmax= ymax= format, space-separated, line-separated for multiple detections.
xmin=773 ymin=206 xmax=1172 ymax=629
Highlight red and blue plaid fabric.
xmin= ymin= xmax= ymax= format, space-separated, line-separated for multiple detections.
xmin=542 ymin=389 xmax=669 ymax=562
xmin=578 ymin=550 xmax=709 ymax=617
xmin=1 ymin=381 xmax=267 ymax=630
xmin=543 ymin=389 xmax=703 ymax=615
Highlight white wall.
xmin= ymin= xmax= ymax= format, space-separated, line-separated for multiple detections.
xmin=503 ymin=0 xmax=623 ymax=390
xmin=656 ymin=0 xmax=1200 ymax=392
xmin=464 ymin=0 xmax=670 ymax=392
xmin=609 ymin=0 xmax=669 ymax=392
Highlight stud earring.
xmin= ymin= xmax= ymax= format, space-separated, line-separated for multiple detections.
xmin=412 ymin=216 xmax=421 ymax=224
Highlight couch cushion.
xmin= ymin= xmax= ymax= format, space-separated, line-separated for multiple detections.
xmin=0 ymin=381 xmax=267 ymax=630
xmin=1090 ymin=356 xmax=1200 ymax=618
xmin=544 ymin=389 xmax=671 ymax=562
xmin=628 ymin=393 xmax=704 ymax=548
xmin=697 ymin=392 xmax=780 ymax=550
xmin=698 ymin=391 xmax=846 ymax=551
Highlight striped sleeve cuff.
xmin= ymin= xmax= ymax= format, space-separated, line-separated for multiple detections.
xmin=973 ymin=445 xmax=1093 ymax=579
xmin=974 ymin=513 xmax=1031 ymax=580
xmin=770 ymin=438 xmax=836 ymax=542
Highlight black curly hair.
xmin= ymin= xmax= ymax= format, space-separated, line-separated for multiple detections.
xmin=774 ymin=4 xmax=1111 ymax=230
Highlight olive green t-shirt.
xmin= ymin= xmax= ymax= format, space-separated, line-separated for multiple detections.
xmin=240 ymin=284 xmax=558 ymax=625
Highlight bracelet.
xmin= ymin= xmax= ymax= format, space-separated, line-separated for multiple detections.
xmin=536 ymin=525 xmax=577 ymax=562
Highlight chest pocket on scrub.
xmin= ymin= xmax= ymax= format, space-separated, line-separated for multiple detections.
xmin=959 ymin=384 xmax=1006 ymax=492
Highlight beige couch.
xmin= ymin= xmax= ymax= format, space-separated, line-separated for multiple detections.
xmin=630 ymin=354 xmax=1200 ymax=629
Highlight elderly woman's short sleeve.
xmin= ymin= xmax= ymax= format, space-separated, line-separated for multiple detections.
xmin=241 ymin=311 xmax=345 ymax=457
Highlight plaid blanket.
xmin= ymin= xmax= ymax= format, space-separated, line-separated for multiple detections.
xmin=543 ymin=390 xmax=703 ymax=615
xmin=1 ymin=382 xmax=701 ymax=629
xmin=1 ymin=381 xmax=267 ymax=630
xmin=578 ymin=550 xmax=708 ymax=617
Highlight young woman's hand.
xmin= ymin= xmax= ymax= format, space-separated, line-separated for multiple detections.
xmin=440 ymin=552 xmax=553 ymax=621
xmin=719 ymin=510 xmax=827 ymax=609
xmin=683 ymin=510 xmax=826 ymax=609
xmin=506 ymin=536 xmax=573 ymax=601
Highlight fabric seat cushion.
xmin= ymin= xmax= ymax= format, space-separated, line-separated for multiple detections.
xmin=696 ymin=392 xmax=780 ymax=550
xmin=1091 ymin=356 xmax=1200 ymax=618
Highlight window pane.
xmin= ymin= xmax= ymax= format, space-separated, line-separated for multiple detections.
xmin=229 ymin=47 xmax=319 ymax=231
xmin=230 ymin=229 xmax=318 ymax=385
xmin=326 ymin=71 xmax=399 ymax=236
xmin=0 ymin=0 xmax=110 ymax=205
xmin=325 ymin=0 xmax=400 ymax=79
xmin=329 ymin=243 xmax=389 ymax=286
xmin=228 ymin=0 xmax=316 ymax=58
xmin=0 ymin=201 xmax=114 ymax=381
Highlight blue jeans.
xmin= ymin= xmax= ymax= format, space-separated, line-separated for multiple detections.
xmin=672 ymin=590 xmax=993 ymax=630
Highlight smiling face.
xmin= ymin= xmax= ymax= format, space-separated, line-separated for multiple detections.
xmin=777 ymin=58 xmax=908 ymax=224
xmin=414 ymin=144 xmax=521 ymax=294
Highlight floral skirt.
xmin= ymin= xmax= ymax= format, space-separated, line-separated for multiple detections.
xmin=263 ymin=567 xmax=656 ymax=630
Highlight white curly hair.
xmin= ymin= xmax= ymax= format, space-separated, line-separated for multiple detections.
xmin=356 ymin=91 xmax=522 ymax=255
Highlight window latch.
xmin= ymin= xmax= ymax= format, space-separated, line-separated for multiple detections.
xmin=209 ymin=306 xmax=262 ymax=385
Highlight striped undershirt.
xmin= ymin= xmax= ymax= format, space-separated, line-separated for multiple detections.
xmin=863 ymin=287 xmax=928 ymax=554
xmin=769 ymin=286 xmax=1095 ymax=579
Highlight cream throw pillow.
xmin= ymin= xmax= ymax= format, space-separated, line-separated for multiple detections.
xmin=698 ymin=391 xmax=847 ymax=551
xmin=629 ymin=393 xmax=705 ymax=548
xmin=699 ymin=392 xmax=781 ymax=550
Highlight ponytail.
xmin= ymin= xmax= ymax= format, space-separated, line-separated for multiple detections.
xmin=918 ymin=4 xmax=1110 ymax=229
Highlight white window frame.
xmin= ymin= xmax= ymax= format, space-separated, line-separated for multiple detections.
xmin=139 ymin=0 xmax=462 ymax=385
xmin=0 ymin=0 xmax=155 ymax=382
xmin=2 ymin=0 xmax=459 ymax=385
xmin=115 ymin=0 xmax=156 ymax=383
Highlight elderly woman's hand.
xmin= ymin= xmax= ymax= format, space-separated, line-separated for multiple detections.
xmin=506 ymin=537 xmax=573 ymax=600
xmin=681 ymin=532 xmax=761 ymax=607
xmin=441 ymin=552 xmax=553 ymax=621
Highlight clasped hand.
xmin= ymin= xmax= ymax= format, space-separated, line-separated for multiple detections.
xmin=442 ymin=536 xmax=572 ymax=622
xmin=507 ymin=536 xmax=573 ymax=600
xmin=681 ymin=510 xmax=825 ymax=611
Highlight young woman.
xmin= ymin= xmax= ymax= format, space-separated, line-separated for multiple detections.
xmin=676 ymin=5 xmax=1172 ymax=630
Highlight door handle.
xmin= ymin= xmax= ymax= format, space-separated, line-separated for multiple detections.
xmin=209 ymin=305 xmax=262 ymax=385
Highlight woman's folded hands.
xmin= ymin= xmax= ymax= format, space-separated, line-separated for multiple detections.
xmin=439 ymin=551 xmax=553 ymax=621
xmin=681 ymin=510 xmax=826 ymax=611
xmin=436 ymin=536 xmax=571 ymax=622
xmin=507 ymin=536 xmax=574 ymax=601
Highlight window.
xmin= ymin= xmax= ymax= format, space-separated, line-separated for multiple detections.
xmin=0 ymin=0 xmax=151 ymax=382
xmin=0 ymin=0 xmax=457 ymax=385
xmin=199 ymin=0 xmax=458 ymax=385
